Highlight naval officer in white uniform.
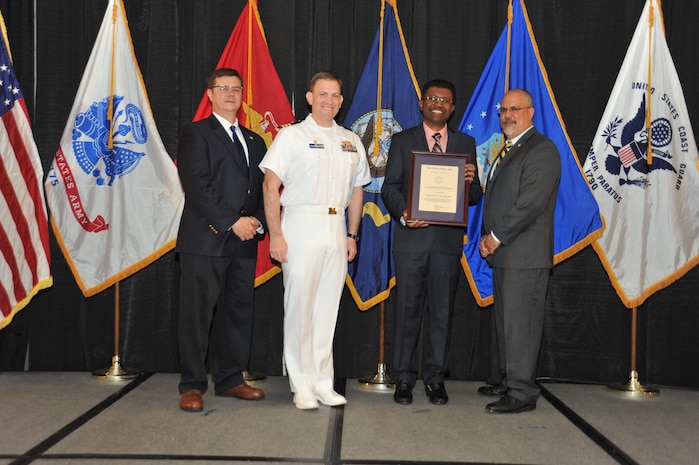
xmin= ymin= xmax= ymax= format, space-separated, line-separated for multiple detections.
xmin=260 ymin=71 xmax=370 ymax=410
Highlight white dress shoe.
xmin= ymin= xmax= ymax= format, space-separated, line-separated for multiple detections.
xmin=314 ymin=390 xmax=347 ymax=406
xmin=294 ymin=391 xmax=319 ymax=410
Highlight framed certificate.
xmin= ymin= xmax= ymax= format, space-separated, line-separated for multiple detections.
xmin=406 ymin=151 xmax=471 ymax=226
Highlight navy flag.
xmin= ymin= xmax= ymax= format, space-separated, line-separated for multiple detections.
xmin=459 ymin=0 xmax=604 ymax=306
xmin=344 ymin=0 xmax=422 ymax=310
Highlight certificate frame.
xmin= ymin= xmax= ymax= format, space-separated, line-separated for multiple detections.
xmin=406 ymin=151 xmax=471 ymax=226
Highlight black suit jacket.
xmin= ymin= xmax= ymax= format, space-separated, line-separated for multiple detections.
xmin=481 ymin=127 xmax=561 ymax=269
xmin=175 ymin=114 xmax=267 ymax=259
xmin=382 ymin=125 xmax=483 ymax=254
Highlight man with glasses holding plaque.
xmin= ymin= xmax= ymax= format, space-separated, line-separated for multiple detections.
xmin=477 ymin=89 xmax=561 ymax=413
xmin=176 ymin=68 xmax=268 ymax=412
xmin=382 ymin=79 xmax=482 ymax=405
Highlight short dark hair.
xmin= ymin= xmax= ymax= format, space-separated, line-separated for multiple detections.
xmin=421 ymin=79 xmax=456 ymax=104
xmin=309 ymin=71 xmax=343 ymax=92
xmin=207 ymin=68 xmax=243 ymax=89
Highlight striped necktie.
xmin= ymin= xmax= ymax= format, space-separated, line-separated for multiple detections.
xmin=503 ymin=140 xmax=513 ymax=157
xmin=489 ymin=140 xmax=513 ymax=180
xmin=432 ymin=133 xmax=443 ymax=153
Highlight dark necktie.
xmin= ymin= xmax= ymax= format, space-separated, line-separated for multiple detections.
xmin=230 ymin=125 xmax=248 ymax=172
xmin=432 ymin=132 xmax=443 ymax=153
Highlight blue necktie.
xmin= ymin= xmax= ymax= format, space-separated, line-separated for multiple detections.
xmin=230 ymin=125 xmax=248 ymax=172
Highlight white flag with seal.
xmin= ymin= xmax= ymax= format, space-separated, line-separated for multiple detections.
xmin=45 ymin=0 xmax=184 ymax=297
xmin=583 ymin=0 xmax=699 ymax=308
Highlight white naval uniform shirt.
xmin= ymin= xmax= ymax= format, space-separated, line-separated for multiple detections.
xmin=259 ymin=114 xmax=370 ymax=208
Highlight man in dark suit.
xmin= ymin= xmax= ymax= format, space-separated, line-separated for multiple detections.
xmin=478 ymin=88 xmax=561 ymax=413
xmin=382 ymin=79 xmax=482 ymax=405
xmin=175 ymin=68 xmax=267 ymax=412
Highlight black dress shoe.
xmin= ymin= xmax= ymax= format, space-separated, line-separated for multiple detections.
xmin=394 ymin=380 xmax=413 ymax=405
xmin=425 ymin=382 xmax=448 ymax=405
xmin=477 ymin=383 xmax=508 ymax=397
xmin=486 ymin=395 xmax=536 ymax=414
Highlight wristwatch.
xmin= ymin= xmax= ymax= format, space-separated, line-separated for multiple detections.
xmin=347 ymin=233 xmax=359 ymax=242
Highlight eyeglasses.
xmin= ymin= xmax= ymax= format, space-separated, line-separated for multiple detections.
xmin=498 ymin=106 xmax=531 ymax=116
xmin=423 ymin=95 xmax=453 ymax=104
xmin=211 ymin=85 xmax=243 ymax=94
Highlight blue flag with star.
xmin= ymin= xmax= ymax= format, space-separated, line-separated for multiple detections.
xmin=343 ymin=0 xmax=422 ymax=310
xmin=459 ymin=0 xmax=604 ymax=306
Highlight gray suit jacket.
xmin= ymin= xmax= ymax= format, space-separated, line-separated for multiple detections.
xmin=382 ymin=124 xmax=483 ymax=255
xmin=482 ymin=127 xmax=561 ymax=269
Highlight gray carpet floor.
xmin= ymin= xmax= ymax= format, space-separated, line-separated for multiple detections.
xmin=0 ymin=372 xmax=696 ymax=465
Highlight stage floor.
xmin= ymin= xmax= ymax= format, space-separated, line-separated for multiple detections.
xmin=0 ymin=372 xmax=696 ymax=465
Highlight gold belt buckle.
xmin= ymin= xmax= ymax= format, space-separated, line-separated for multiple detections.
xmin=328 ymin=207 xmax=337 ymax=215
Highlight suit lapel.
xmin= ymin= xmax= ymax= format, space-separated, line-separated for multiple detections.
xmin=490 ymin=128 xmax=536 ymax=183
xmin=209 ymin=115 xmax=250 ymax=172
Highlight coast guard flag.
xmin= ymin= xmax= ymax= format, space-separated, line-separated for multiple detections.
xmin=584 ymin=0 xmax=699 ymax=308
xmin=459 ymin=0 xmax=603 ymax=306
xmin=193 ymin=0 xmax=295 ymax=287
xmin=0 ymin=16 xmax=52 ymax=329
xmin=343 ymin=0 xmax=422 ymax=310
xmin=45 ymin=0 xmax=184 ymax=297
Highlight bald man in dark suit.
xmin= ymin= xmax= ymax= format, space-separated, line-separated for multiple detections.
xmin=175 ymin=68 xmax=267 ymax=412
xmin=478 ymin=88 xmax=561 ymax=413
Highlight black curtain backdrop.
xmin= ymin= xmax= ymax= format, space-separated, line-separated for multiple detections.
xmin=1 ymin=0 xmax=698 ymax=388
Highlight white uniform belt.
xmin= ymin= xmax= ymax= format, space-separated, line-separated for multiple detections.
xmin=283 ymin=205 xmax=345 ymax=215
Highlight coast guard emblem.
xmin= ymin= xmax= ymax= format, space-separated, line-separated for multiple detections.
xmin=585 ymin=92 xmax=680 ymax=203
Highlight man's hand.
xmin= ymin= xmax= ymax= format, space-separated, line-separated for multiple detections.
xmin=479 ymin=233 xmax=500 ymax=257
xmin=464 ymin=163 xmax=476 ymax=183
xmin=269 ymin=234 xmax=288 ymax=263
xmin=402 ymin=210 xmax=428 ymax=228
xmin=232 ymin=216 xmax=260 ymax=241
xmin=347 ymin=237 xmax=358 ymax=262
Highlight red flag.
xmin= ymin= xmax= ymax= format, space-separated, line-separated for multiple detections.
xmin=193 ymin=0 xmax=294 ymax=286
xmin=0 ymin=15 xmax=52 ymax=329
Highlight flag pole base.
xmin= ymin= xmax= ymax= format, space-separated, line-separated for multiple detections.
xmin=92 ymin=356 xmax=140 ymax=381
xmin=358 ymin=363 xmax=395 ymax=392
xmin=607 ymin=370 xmax=659 ymax=398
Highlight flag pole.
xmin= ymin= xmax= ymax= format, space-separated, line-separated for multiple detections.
xmin=357 ymin=0 xmax=394 ymax=393
xmin=358 ymin=301 xmax=394 ymax=391
xmin=607 ymin=306 xmax=659 ymax=397
xmin=92 ymin=281 xmax=141 ymax=381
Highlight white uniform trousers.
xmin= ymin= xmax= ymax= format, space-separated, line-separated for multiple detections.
xmin=281 ymin=208 xmax=347 ymax=394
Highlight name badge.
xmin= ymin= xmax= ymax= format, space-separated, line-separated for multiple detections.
xmin=309 ymin=143 xmax=324 ymax=149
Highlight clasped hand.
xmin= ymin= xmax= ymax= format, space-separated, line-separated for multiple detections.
xmin=232 ymin=216 xmax=260 ymax=241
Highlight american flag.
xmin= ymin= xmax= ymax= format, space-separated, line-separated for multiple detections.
xmin=618 ymin=140 xmax=643 ymax=167
xmin=0 ymin=23 xmax=52 ymax=329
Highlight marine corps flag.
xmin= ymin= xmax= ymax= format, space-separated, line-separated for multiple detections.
xmin=459 ymin=0 xmax=604 ymax=306
xmin=193 ymin=0 xmax=295 ymax=287
xmin=0 ymin=14 xmax=52 ymax=329
xmin=45 ymin=0 xmax=184 ymax=297
xmin=584 ymin=0 xmax=699 ymax=308
xmin=343 ymin=0 xmax=422 ymax=310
